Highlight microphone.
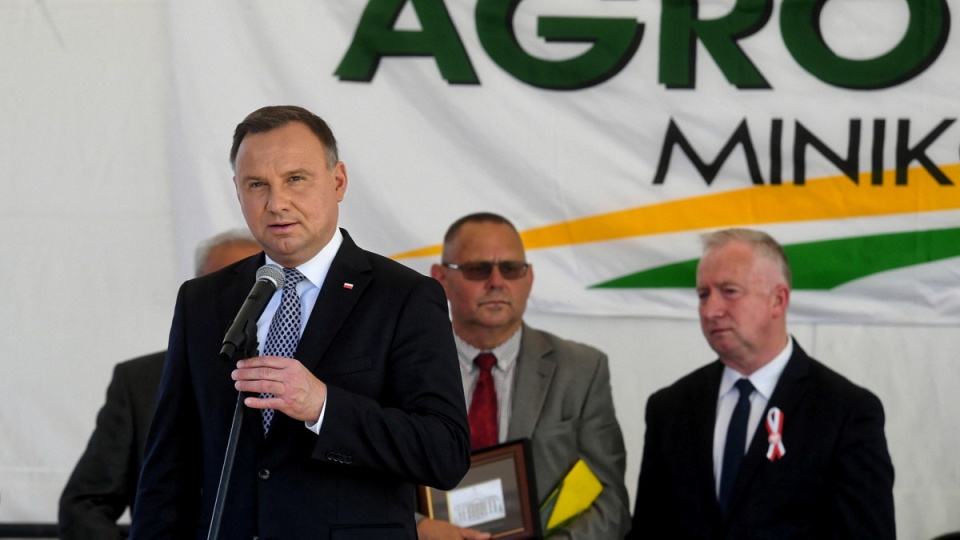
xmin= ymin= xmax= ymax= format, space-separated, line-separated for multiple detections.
xmin=219 ymin=264 xmax=285 ymax=361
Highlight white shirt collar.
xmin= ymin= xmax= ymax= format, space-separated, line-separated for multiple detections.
xmin=264 ymin=228 xmax=343 ymax=289
xmin=454 ymin=326 xmax=523 ymax=373
xmin=719 ymin=336 xmax=793 ymax=400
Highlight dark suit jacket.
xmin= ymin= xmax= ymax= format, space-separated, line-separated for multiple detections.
xmin=131 ymin=230 xmax=470 ymax=540
xmin=627 ymin=341 xmax=895 ymax=540
xmin=60 ymin=351 xmax=164 ymax=540
xmin=506 ymin=325 xmax=630 ymax=540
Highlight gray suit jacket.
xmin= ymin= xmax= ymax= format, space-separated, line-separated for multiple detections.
xmin=506 ymin=325 xmax=630 ymax=540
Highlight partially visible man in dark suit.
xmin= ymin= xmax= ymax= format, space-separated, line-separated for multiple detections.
xmin=130 ymin=105 xmax=470 ymax=540
xmin=421 ymin=213 xmax=630 ymax=540
xmin=59 ymin=230 xmax=261 ymax=540
xmin=627 ymin=228 xmax=895 ymax=539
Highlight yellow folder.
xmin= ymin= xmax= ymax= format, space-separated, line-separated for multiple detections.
xmin=540 ymin=459 xmax=602 ymax=535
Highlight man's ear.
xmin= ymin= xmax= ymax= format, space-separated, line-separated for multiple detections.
xmin=772 ymin=283 xmax=790 ymax=313
xmin=333 ymin=161 xmax=348 ymax=202
xmin=429 ymin=263 xmax=445 ymax=283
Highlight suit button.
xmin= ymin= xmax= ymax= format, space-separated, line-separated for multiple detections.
xmin=326 ymin=451 xmax=340 ymax=463
xmin=343 ymin=455 xmax=353 ymax=465
xmin=258 ymin=468 xmax=270 ymax=480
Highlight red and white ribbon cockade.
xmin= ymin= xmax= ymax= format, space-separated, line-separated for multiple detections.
xmin=765 ymin=407 xmax=786 ymax=462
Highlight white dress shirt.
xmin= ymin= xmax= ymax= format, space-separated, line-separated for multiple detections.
xmin=712 ymin=337 xmax=793 ymax=496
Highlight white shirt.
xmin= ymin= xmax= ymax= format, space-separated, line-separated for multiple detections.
xmin=258 ymin=228 xmax=343 ymax=434
xmin=712 ymin=337 xmax=793 ymax=496
xmin=455 ymin=327 xmax=523 ymax=443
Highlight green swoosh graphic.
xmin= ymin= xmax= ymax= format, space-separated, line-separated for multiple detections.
xmin=591 ymin=227 xmax=960 ymax=290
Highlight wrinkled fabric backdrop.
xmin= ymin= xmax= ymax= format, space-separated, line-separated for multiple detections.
xmin=1 ymin=1 xmax=958 ymax=537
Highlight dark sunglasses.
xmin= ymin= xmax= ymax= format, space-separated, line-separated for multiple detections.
xmin=441 ymin=261 xmax=530 ymax=281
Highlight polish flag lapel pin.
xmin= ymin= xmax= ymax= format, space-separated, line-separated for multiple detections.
xmin=343 ymin=283 xmax=354 ymax=289
xmin=765 ymin=407 xmax=786 ymax=462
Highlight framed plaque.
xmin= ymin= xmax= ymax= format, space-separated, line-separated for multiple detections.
xmin=418 ymin=439 xmax=541 ymax=539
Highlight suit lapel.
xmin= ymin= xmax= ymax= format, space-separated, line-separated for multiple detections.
xmin=216 ymin=254 xmax=266 ymax=351
xmin=260 ymin=231 xmax=372 ymax=442
xmin=212 ymin=254 xmax=274 ymax=441
xmin=694 ymin=362 xmax=725 ymax=522
xmin=294 ymin=230 xmax=371 ymax=373
xmin=506 ymin=326 xmax=555 ymax=441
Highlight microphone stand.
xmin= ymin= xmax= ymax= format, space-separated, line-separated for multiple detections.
xmin=207 ymin=319 xmax=259 ymax=540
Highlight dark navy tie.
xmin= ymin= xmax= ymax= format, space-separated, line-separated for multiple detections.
xmin=719 ymin=378 xmax=755 ymax=514
xmin=260 ymin=267 xmax=305 ymax=435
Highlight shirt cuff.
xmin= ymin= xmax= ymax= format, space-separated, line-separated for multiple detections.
xmin=304 ymin=395 xmax=327 ymax=435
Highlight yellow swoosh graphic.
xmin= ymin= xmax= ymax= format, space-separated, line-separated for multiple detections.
xmin=392 ymin=165 xmax=960 ymax=259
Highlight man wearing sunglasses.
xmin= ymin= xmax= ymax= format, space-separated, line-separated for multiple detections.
xmin=423 ymin=212 xmax=630 ymax=540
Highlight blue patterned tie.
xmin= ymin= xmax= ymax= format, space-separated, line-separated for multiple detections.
xmin=260 ymin=267 xmax=306 ymax=435
xmin=719 ymin=378 xmax=755 ymax=515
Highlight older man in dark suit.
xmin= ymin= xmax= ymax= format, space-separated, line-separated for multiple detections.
xmin=59 ymin=230 xmax=261 ymax=540
xmin=627 ymin=228 xmax=895 ymax=539
xmin=130 ymin=106 xmax=470 ymax=539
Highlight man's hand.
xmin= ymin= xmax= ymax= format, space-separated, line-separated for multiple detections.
xmin=417 ymin=518 xmax=492 ymax=540
xmin=233 ymin=356 xmax=327 ymax=422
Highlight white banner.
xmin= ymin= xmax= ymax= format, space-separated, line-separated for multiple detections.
xmin=168 ymin=0 xmax=960 ymax=324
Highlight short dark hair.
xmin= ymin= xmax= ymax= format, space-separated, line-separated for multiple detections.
xmin=443 ymin=212 xmax=518 ymax=247
xmin=229 ymin=105 xmax=339 ymax=169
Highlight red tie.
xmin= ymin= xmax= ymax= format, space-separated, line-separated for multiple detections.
xmin=469 ymin=353 xmax=499 ymax=450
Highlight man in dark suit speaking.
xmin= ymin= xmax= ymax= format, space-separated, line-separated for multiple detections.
xmin=131 ymin=106 xmax=470 ymax=539
xmin=627 ymin=228 xmax=895 ymax=539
